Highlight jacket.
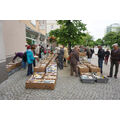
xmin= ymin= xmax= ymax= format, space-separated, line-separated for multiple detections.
xmin=70 ymin=49 xmax=79 ymax=65
xmin=111 ymin=49 xmax=120 ymax=61
xmin=64 ymin=47 xmax=69 ymax=59
xmin=98 ymin=48 xmax=105 ymax=59
xmin=26 ymin=49 xmax=35 ymax=64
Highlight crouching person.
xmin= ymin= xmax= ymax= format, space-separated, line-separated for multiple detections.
xmin=26 ymin=45 xmax=35 ymax=76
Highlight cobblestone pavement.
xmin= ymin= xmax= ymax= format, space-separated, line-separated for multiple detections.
xmin=0 ymin=54 xmax=120 ymax=100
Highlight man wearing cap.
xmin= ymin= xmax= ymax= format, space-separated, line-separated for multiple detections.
xmin=108 ymin=43 xmax=120 ymax=79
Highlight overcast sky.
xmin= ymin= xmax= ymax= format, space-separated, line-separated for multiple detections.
xmin=72 ymin=0 xmax=120 ymax=40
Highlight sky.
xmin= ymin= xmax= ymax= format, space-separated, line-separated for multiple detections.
xmin=1 ymin=0 xmax=120 ymax=41
xmin=82 ymin=19 xmax=120 ymax=40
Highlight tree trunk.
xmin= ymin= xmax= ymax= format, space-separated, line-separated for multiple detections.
xmin=68 ymin=42 xmax=71 ymax=55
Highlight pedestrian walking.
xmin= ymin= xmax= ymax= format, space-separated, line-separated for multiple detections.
xmin=70 ymin=46 xmax=79 ymax=77
xmin=26 ymin=45 xmax=35 ymax=76
xmin=108 ymin=43 xmax=120 ymax=79
xmin=64 ymin=47 xmax=69 ymax=67
xmin=57 ymin=46 xmax=64 ymax=70
xmin=104 ymin=48 xmax=110 ymax=65
xmin=96 ymin=45 xmax=105 ymax=74
xmin=85 ymin=46 xmax=92 ymax=63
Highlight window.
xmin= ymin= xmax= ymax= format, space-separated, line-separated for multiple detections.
xmin=31 ymin=20 xmax=36 ymax=26
xmin=39 ymin=20 xmax=46 ymax=30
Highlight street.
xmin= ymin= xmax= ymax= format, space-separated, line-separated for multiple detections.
xmin=0 ymin=52 xmax=120 ymax=100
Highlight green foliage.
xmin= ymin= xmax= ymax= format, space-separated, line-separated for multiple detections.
xmin=94 ymin=38 xmax=104 ymax=46
xmin=49 ymin=20 xmax=86 ymax=47
xmin=26 ymin=39 xmax=32 ymax=45
xmin=103 ymin=32 xmax=120 ymax=48
xmin=82 ymin=33 xmax=94 ymax=47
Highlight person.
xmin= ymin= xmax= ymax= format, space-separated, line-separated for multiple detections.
xmin=12 ymin=52 xmax=24 ymax=63
xmin=26 ymin=45 xmax=35 ymax=76
xmin=96 ymin=45 xmax=105 ymax=74
xmin=107 ymin=43 xmax=120 ymax=79
xmin=90 ymin=47 xmax=94 ymax=58
xmin=86 ymin=46 xmax=92 ymax=63
xmin=35 ymin=45 xmax=40 ymax=56
xmin=58 ymin=45 xmax=64 ymax=70
xmin=31 ymin=45 xmax=36 ymax=67
xmin=64 ymin=47 xmax=69 ymax=67
xmin=22 ymin=52 xmax=27 ymax=69
xmin=79 ymin=45 xmax=85 ymax=52
xmin=104 ymin=48 xmax=110 ymax=65
xmin=70 ymin=46 xmax=79 ymax=77
xmin=39 ymin=45 xmax=44 ymax=59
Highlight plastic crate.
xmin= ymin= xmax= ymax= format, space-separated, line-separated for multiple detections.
xmin=96 ymin=77 xmax=109 ymax=83
xmin=80 ymin=76 xmax=95 ymax=84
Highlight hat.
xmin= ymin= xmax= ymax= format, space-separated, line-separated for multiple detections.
xmin=112 ymin=43 xmax=118 ymax=47
xmin=27 ymin=45 xmax=31 ymax=49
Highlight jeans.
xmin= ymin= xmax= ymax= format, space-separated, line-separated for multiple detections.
xmin=27 ymin=64 xmax=33 ymax=76
xmin=22 ymin=60 xmax=26 ymax=69
xmin=98 ymin=58 xmax=104 ymax=73
xmin=109 ymin=60 xmax=119 ymax=77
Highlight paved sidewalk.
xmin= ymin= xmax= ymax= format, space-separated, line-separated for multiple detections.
xmin=0 ymin=54 xmax=120 ymax=100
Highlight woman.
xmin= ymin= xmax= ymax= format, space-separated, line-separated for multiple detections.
xmin=64 ymin=47 xmax=69 ymax=67
xmin=104 ymin=49 xmax=110 ymax=65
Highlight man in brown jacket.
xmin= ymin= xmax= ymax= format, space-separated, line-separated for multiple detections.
xmin=108 ymin=43 xmax=120 ymax=79
xmin=70 ymin=46 xmax=79 ymax=77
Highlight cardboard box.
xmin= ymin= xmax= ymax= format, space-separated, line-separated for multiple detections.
xmin=77 ymin=65 xmax=89 ymax=74
xmin=26 ymin=76 xmax=56 ymax=90
xmin=89 ymin=66 xmax=100 ymax=72
xmin=79 ymin=52 xmax=86 ymax=57
xmin=34 ymin=66 xmax=46 ymax=72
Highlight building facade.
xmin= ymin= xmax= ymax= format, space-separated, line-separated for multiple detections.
xmin=0 ymin=20 xmax=47 ymax=83
xmin=47 ymin=20 xmax=59 ymax=34
xmin=106 ymin=23 xmax=120 ymax=33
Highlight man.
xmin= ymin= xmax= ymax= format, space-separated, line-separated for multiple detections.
xmin=86 ymin=46 xmax=92 ymax=63
xmin=70 ymin=46 xmax=79 ymax=77
xmin=12 ymin=52 xmax=24 ymax=63
xmin=108 ymin=43 xmax=120 ymax=79
xmin=79 ymin=45 xmax=85 ymax=52
xmin=96 ymin=45 xmax=105 ymax=74
xmin=26 ymin=45 xmax=35 ymax=76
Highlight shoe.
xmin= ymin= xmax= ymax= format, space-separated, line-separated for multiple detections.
xmin=114 ymin=76 xmax=117 ymax=79
xmin=107 ymin=75 xmax=112 ymax=78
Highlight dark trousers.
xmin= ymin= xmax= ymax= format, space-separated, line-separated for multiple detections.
xmin=58 ymin=57 xmax=64 ymax=70
xmin=98 ymin=59 xmax=104 ymax=73
xmin=27 ymin=64 xmax=33 ymax=76
xmin=70 ymin=64 xmax=78 ymax=76
xmin=109 ymin=60 xmax=119 ymax=77
xmin=33 ymin=59 xmax=36 ymax=67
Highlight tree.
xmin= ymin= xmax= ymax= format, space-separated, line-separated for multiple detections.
xmin=49 ymin=20 xmax=86 ymax=54
xmin=82 ymin=33 xmax=94 ymax=47
xmin=94 ymin=38 xmax=104 ymax=46
xmin=103 ymin=32 xmax=118 ymax=48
